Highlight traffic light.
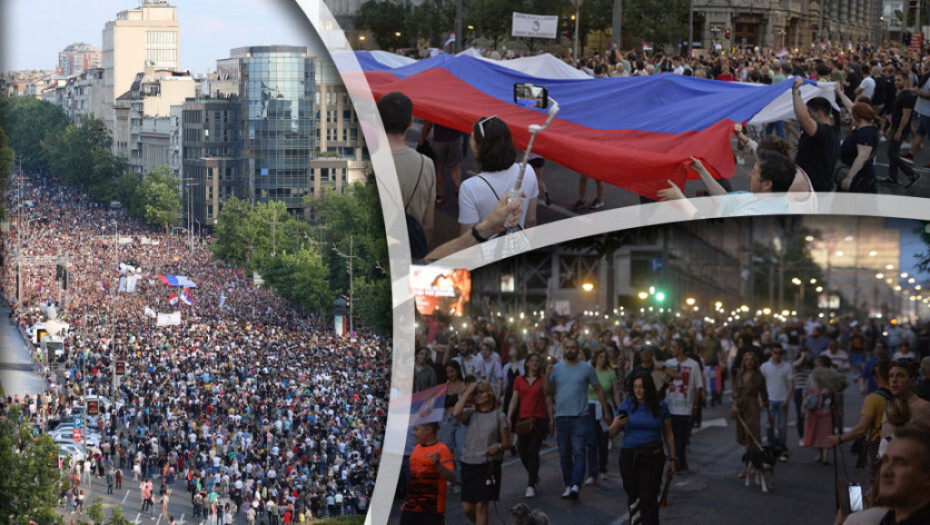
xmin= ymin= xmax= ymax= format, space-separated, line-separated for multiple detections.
xmin=725 ymin=28 xmax=731 ymax=40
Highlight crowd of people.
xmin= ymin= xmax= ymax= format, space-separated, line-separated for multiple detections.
xmin=389 ymin=40 xmax=930 ymax=256
xmin=1 ymin=172 xmax=391 ymax=523
xmin=402 ymin=308 xmax=930 ymax=524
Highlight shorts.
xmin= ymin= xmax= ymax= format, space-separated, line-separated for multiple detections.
xmin=400 ymin=510 xmax=445 ymax=525
xmin=433 ymin=139 xmax=463 ymax=172
xmin=917 ymin=114 xmax=930 ymax=137
xmin=460 ymin=461 xmax=501 ymax=503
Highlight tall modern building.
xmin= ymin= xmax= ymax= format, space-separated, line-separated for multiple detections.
xmin=102 ymin=0 xmax=180 ymax=136
xmin=58 ymin=43 xmax=102 ymax=77
xmin=184 ymin=46 xmax=368 ymax=228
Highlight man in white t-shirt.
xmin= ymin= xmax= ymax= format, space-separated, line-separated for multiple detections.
xmin=663 ymin=338 xmax=703 ymax=472
xmin=855 ymin=65 xmax=875 ymax=100
xmin=453 ymin=338 xmax=484 ymax=380
xmin=760 ymin=343 xmax=793 ymax=457
xmin=478 ymin=337 xmax=504 ymax=398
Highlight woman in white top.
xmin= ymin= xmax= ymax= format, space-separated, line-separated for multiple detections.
xmin=458 ymin=116 xmax=539 ymax=236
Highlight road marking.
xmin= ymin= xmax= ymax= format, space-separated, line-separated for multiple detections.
xmin=155 ymin=517 xmax=161 ymax=525
xmin=122 ymin=489 xmax=130 ymax=504
xmin=133 ymin=513 xmax=142 ymax=524
xmin=177 ymin=513 xmax=185 ymax=525
xmin=692 ymin=417 xmax=728 ymax=434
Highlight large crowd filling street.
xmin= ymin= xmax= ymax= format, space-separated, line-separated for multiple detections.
xmin=1 ymin=173 xmax=391 ymax=523
xmin=403 ymin=308 xmax=930 ymax=524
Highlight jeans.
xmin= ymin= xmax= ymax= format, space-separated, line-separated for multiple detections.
xmin=619 ymin=446 xmax=666 ymax=525
xmin=767 ymin=401 xmax=788 ymax=448
xmin=439 ymin=412 xmax=466 ymax=483
xmin=887 ymin=138 xmax=915 ymax=183
xmin=555 ymin=415 xmax=587 ymax=487
xmin=517 ymin=417 xmax=548 ymax=487
xmin=669 ymin=415 xmax=692 ymax=471
xmin=584 ymin=404 xmax=599 ymax=478
xmin=765 ymin=120 xmax=786 ymax=139
xmin=793 ymin=388 xmax=805 ymax=439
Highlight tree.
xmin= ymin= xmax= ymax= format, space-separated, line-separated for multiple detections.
xmin=87 ymin=497 xmax=106 ymax=524
xmin=261 ymin=247 xmax=333 ymax=315
xmin=0 ymin=95 xmax=68 ymax=173
xmin=108 ymin=506 xmax=126 ymax=525
xmin=356 ymin=0 xmax=409 ymax=49
xmin=138 ymin=167 xmax=181 ymax=231
xmin=622 ymin=0 xmax=689 ymax=48
xmin=0 ymin=405 xmax=62 ymax=524
xmin=0 ymin=126 xmax=13 ymax=220
xmin=467 ymin=0 xmax=514 ymax=49
xmin=915 ymin=223 xmax=930 ymax=275
xmin=213 ymin=197 xmax=259 ymax=267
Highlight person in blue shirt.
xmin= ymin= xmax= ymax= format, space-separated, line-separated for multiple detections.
xmin=609 ymin=371 xmax=676 ymax=525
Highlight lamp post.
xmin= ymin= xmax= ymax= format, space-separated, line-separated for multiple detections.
xmin=332 ymin=236 xmax=358 ymax=335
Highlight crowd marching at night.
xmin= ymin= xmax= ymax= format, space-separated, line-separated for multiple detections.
xmin=1 ymin=172 xmax=391 ymax=523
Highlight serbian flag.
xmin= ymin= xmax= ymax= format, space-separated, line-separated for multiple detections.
xmin=37 ymin=283 xmax=43 ymax=294
xmin=346 ymin=52 xmax=836 ymax=199
xmin=180 ymin=287 xmax=194 ymax=306
xmin=158 ymin=274 xmax=197 ymax=288
xmin=100 ymin=282 xmax=108 ymax=292
xmin=443 ymin=32 xmax=455 ymax=48
xmin=642 ymin=42 xmax=653 ymax=51
xmin=168 ymin=292 xmax=178 ymax=306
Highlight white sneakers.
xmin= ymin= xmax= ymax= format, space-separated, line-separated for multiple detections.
xmin=525 ymin=486 xmax=536 ymax=498
xmin=584 ymin=476 xmax=596 ymax=486
xmin=561 ymin=486 xmax=572 ymax=498
xmin=598 ymin=472 xmax=609 ymax=481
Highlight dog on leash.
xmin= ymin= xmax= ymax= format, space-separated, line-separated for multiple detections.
xmin=741 ymin=443 xmax=788 ymax=493
xmin=511 ymin=502 xmax=550 ymax=525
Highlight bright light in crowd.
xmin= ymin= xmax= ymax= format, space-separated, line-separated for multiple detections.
xmin=715 ymin=301 xmax=723 ymax=309
xmin=792 ymin=278 xmax=802 ymax=285
xmin=686 ymin=297 xmax=696 ymax=306
xmin=655 ymin=292 xmax=666 ymax=301
xmin=909 ymin=278 xmax=917 ymax=284
xmin=740 ymin=305 xmax=749 ymax=312
xmin=869 ymin=250 xmax=878 ymax=256
xmin=844 ymin=236 xmax=853 ymax=242
xmin=805 ymin=235 xmax=814 ymax=242
xmin=810 ymin=278 xmax=817 ymax=284
xmin=649 ymin=286 xmax=656 ymax=295
xmin=816 ymin=286 xmax=823 ymax=292
xmin=835 ymin=250 xmax=844 ymax=257
xmin=638 ymin=292 xmax=648 ymax=299
xmin=876 ymin=273 xmax=884 ymax=279
xmin=902 ymin=273 xmax=909 ymax=278
xmin=762 ymin=308 xmax=772 ymax=315
xmin=886 ymin=264 xmax=894 ymax=270
xmin=582 ymin=282 xmax=594 ymax=292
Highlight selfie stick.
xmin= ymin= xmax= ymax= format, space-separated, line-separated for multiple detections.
xmin=511 ymin=97 xmax=560 ymax=196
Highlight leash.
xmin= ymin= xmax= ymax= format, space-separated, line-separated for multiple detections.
xmin=735 ymin=412 xmax=765 ymax=450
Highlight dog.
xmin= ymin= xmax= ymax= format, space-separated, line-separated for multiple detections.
xmin=511 ymin=502 xmax=550 ymax=525
xmin=741 ymin=443 xmax=788 ymax=493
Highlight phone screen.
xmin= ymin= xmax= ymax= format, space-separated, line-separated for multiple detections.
xmin=849 ymin=485 xmax=863 ymax=513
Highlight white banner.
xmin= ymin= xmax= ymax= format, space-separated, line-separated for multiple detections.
xmin=156 ymin=312 xmax=181 ymax=327
xmin=144 ymin=307 xmax=157 ymax=318
xmin=512 ymin=12 xmax=559 ymax=39
xmin=127 ymin=274 xmax=141 ymax=293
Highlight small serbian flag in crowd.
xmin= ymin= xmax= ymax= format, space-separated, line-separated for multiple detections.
xmin=642 ymin=42 xmax=653 ymax=51
xmin=168 ymin=292 xmax=179 ymax=306
xmin=37 ymin=283 xmax=43 ymax=294
xmin=100 ymin=282 xmax=108 ymax=292
xmin=180 ymin=287 xmax=194 ymax=306
xmin=443 ymin=32 xmax=455 ymax=48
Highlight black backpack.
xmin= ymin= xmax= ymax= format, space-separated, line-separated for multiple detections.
xmin=405 ymin=155 xmax=429 ymax=259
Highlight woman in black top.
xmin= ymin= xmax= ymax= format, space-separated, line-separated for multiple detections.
xmin=835 ymin=85 xmax=879 ymax=192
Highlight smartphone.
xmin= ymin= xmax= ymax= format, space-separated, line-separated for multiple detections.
xmin=617 ymin=410 xmax=629 ymax=420
xmin=849 ymin=484 xmax=863 ymax=513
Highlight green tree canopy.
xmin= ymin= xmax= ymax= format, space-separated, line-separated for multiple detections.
xmin=0 ymin=95 xmax=68 ymax=173
xmin=0 ymin=405 xmax=63 ymax=524
xmin=138 ymin=166 xmax=181 ymax=231
xmin=356 ymin=0 xmax=409 ymax=49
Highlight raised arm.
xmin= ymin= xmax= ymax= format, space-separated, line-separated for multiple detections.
xmin=792 ymin=77 xmax=819 ymax=137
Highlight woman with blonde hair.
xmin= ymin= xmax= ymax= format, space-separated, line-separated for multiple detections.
xmin=454 ymin=381 xmax=511 ymax=525
xmin=731 ymin=352 xmax=772 ymax=477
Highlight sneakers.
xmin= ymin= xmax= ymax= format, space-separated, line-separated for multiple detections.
xmin=598 ymin=472 xmax=609 ymax=481
xmin=569 ymin=485 xmax=580 ymax=500
xmin=906 ymin=173 xmax=921 ymax=189
xmin=589 ymin=199 xmax=605 ymax=210
xmin=525 ymin=486 xmax=536 ymax=498
xmin=779 ymin=455 xmax=789 ymax=462
xmin=571 ymin=199 xmax=586 ymax=212
xmin=584 ymin=476 xmax=596 ymax=486
xmin=901 ymin=152 xmax=915 ymax=164
xmin=561 ymin=487 xmax=572 ymax=499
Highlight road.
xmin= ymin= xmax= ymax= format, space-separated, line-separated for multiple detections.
xmin=411 ymin=124 xmax=930 ymax=250
xmin=0 ymin=297 xmax=45 ymax=397
xmin=387 ymin=378 xmax=871 ymax=525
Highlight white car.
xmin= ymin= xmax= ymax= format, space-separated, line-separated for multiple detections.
xmin=48 ymin=427 xmax=101 ymax=444
xmin=55 ymin=435 xmax=101 ymax=448
xmin=59 ymin=443 xmax=85 ymax=465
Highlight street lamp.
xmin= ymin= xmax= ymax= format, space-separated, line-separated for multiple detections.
xmin=332 ymin=236 xmax=358 ymax=335
xmin=582 ymin=282 xmax=594 ymax=292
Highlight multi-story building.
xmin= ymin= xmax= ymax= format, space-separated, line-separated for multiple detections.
xmin=58 ymin=43 xmax=102 ymax=77
xmin=183 ymin=45 xmax=368 ymax=228
xmin=122 ymin=67 xmax=196 ymax=174
xmin=102 ymin=0 xmax=180 ymax=139
xmin=694 ymin=0 xmax=877 ymax=51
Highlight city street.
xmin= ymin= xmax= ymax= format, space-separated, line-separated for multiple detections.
xmin=412 ymin=123 xmax=930 ymax=249
xmin=0 ymin=298 xmax=45 ymax=397
xmin=389 ymin=380 xmax=868 ymax=525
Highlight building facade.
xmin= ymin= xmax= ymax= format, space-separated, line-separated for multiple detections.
xmin=181 ymin=98 xmax=241 ymax=229
xmin=58 ymin=43 xmax=102 ymax=76
xmin=102 ymin=0 xmax=180 ymax=138
xmin=694 ymin=0 xmax=877 ymax=51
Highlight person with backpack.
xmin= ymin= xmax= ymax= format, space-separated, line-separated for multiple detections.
xmin=377 ymin=92 xmax=436 ymax=259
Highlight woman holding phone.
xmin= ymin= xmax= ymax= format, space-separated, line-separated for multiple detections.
xmin=454 ymin=381 xmax=511 ymax=525
xmin=609 ymin=371 xmax=676 ymax=525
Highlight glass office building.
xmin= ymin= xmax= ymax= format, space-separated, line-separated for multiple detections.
xmin=215 ymin=45 xmax=316 ymax=213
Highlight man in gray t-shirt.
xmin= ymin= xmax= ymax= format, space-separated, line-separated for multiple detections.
xmin=546 ymin=338 xmax=612 ymax=499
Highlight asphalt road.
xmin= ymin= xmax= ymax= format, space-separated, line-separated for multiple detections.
xmin=387 ymin=379 xmax=870 ymax=525
xmin=412 ymin=123 xmax=930 ymax=250
xmin=0 ymin=299 xmax=45 ymax=397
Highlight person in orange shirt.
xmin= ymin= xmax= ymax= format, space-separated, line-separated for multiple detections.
xmin=402 ymin=423 xmax=456 ymax=525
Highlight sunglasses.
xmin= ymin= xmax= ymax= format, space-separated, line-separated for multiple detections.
xmin=477 ymin=115 xmax=498 ymax=138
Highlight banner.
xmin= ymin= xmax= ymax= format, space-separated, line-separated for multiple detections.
xmin=511 ymin=12 xmax=558 ymax=39
xmin=156 ymin=312 xmax=181 ymax=327
xmin=126 ymin=274 xmax=140 ymax=293
xmin=144 ymin=307 xmax=157 ymax=318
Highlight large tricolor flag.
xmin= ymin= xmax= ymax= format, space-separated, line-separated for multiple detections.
xmin=158 ymin=275 xmax=197 ymax=288
xmin=347 ymin=52 xmax=835 ymax=199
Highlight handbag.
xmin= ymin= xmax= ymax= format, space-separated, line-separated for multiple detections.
xmin=804 ymin=393 xmax=820 ymax=411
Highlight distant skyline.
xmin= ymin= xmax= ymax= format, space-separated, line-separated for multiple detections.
xmin=1 ymin=0 xmax=328 ymax=74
